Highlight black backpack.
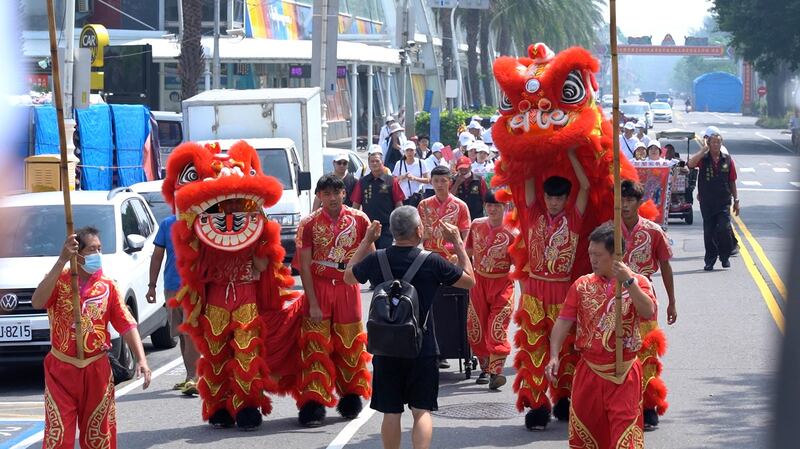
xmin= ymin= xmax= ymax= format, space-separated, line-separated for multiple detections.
xmin=366 ymin=249 xmax=431 ymax=358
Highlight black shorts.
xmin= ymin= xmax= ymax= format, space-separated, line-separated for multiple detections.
xmin=370 ymin=355 xmax=439 ymax=413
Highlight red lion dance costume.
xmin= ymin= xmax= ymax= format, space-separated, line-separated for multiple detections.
xmin=490 ymin=43 xmax=665 ymax=430
xmin=162 ymin=141 xmax=303 ymax=430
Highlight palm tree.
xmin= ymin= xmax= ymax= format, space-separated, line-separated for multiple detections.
xmin=178 ymin=0 xmax=204 ymax=101
xmin=478 ymin=9 xmax=494 ymax=106
xmin=464 ymin=8 xmax=481 ymax=108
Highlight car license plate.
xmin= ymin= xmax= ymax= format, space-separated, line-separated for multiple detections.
xmin=0 ymin=321 xmax=32 ymax=342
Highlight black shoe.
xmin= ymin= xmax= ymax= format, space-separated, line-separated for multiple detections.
xmin=552 ymin=397 xmax=570 ymax=421
xmin=488 ymin=374 xmax=506 ymax=390
xmin=643 ymin=408 xmax=659 ymax=431
xmin=298 ymin=401 xmax=326 ymax=427
xmin=704 ymin=264 xmax=714 ymax=271
xmin=438 ymin=358 xmax=450 ymax=369
xmin=524 ymin=406 xmax=550 ymax=431
xmin=731 ymin=244 xmax=740 ymax=256
xmin=336 ymin=394 xmax=363 ymax=419
xmin=476 ymin=372 xmax=490 ymax=385
xmin=209 ymin=409 xmax=235 ymax=428
xmin=235 ymin=407 xmax=262 ymax=431
xmin=721 ymin=259 xmax=731 ymax=268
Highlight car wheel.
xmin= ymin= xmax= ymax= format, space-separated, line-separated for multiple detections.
xmin=685 ymin=210 xmax=694 ymax=225
xmin=110 ymin=303 xmax=137 ymax=384
xmin=151 ymin=319 xmax=178 ymax=349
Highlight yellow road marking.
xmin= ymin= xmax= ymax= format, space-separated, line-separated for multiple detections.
xmin=733 ymin=215 xmax=787 ymax=301
xmin=731 ymin=226 xmax=785 ymax=333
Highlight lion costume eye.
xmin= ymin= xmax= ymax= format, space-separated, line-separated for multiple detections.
xmin=178 ymin=164 xmax=199 ymax=185
xmin=561 ymin=71 xmax=586 ymax=104
xmin=500 ymin=93 xmax=513 ymax=111
xmin=249 ymin=168 xmax=257 ymax=176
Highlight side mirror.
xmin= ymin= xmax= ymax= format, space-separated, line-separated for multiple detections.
xmin=298 ymin=171 xmax=312 ymax=192
xmin=126 ymin=234 xmax=146 ymax=252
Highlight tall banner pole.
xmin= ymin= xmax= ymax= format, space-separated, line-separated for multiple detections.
xmin=46 ymin=0 xmax=83 ymax=360
xmin=609 ymin=0 xmax=623 ymax=376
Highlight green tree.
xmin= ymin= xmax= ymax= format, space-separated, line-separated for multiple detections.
xmin=713 ymin=0 xmax=800 ymax=116
xmin=178 ymin=0 xmax=204 ymax=101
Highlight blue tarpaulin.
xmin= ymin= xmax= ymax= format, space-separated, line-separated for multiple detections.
xmin=76 ymin=104 xmax=114 ymax=190
xmin=111 ymin=104 xmax=149 ymax=187
xmin=33 ymin=106 xmax=59 ymax=155
xmin=693 ymin=72 xmax=743 ymax=113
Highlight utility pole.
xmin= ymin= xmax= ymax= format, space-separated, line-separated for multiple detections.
xmin=64 ymin=0 xmax=76 ymax=119
xmin=213 ymin=0 xmax=221 ymax=89
xmin=450 ymin=2 xmax=462 ymax=109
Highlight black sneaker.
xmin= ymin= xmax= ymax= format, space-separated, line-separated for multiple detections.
xmin=476 ymin=372 xmax=490 ymax=384
xmin=721 ymin=259 xmax=731 ymax=268
xmin=643 ymin=408 xmax=659 ymax=431
xmin=524 ymin=406 xmax=550 ymax=431
xmin=488 ymin=374 xmax=506 ymax=390
xmin=704 ymin=264 xmax=714 ymax=271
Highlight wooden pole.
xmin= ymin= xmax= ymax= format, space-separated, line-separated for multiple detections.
xmin=609 ymin=0 xmax=623 ymax=376
xmin=46 ymin=0 xmax=83 ymax=360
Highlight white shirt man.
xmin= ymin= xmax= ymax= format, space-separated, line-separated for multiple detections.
xmin=619 ymin=122 xmax=641 ymax=160
xmin=471 ymin=143 xmax=495 ymax=177
xmin=635 ymin=122 xmax=651 ymax=147
xmin=393 ymin=141 xmax=426 ymax=199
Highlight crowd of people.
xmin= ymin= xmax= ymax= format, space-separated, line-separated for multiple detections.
xmin=30 ymin=110 xmax=741 ymax=449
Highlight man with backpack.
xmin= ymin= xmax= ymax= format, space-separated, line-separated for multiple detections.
xmin=344 ymin=206 xmax=475 ymax=449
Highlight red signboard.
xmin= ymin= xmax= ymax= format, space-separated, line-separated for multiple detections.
xmin=617 ymin=45 xmax=726 ymax=57
xmin=742 ymin=61 xmax=753 ymax=106
xmin=757 ymin=86 xmax=767 ymax=97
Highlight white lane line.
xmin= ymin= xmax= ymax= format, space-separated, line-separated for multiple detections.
xmin=772 ymin=167 xmax=790 ymax=173
xmin=741 ymin=180 xmax=762 ymax=186
xmin=758 ymin=162 xmax=773 ymax=166
xmin=739 ymin=187 xmax=800 ymax=192
xmin=790 ymin=182 xmax=800 ymax=188
xmin=325 ymin=404 xmax=377 ymax=449
xmin=10 ymin=356 xmax=184 ymax=449
xmin=756 ymin=132 xmax=794 ymax=153
xmin=0 ymin=402 xmax=43 ymax=406
xmin=740 ymin=167 xmax=756 ymax=173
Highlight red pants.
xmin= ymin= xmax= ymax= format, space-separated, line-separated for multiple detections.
xmin=467 ymin=273 xmax=514 ymax=374
xmin=297 ymin=277 xmax=371 ymax=408
xmin=43 ymin=354 xmax=116 ymax=449
xmin=569 ymin=358 xmax=644 ymax=449
xmin=195 ymin=281 xmax=272 ymax=420
xmin=513 ymin=277 xmax=578 ymax=411
xmin=638 ymin=319 xmax=669 ymax=415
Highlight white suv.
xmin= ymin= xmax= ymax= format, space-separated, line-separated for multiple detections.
xmin=0 ymin=189 xmax=176 ymax=382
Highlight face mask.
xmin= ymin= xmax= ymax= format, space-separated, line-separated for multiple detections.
xmin=81 ymin=253 xmax=102 ymax=274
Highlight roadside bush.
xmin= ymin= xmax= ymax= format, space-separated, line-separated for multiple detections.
xmin=414 ymin=108 xmax=495 ymax=148
xmin=756 ymin=112 xmax=791 ymax=129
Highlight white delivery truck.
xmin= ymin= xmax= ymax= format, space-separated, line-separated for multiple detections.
xmin=182 ymin=88 xmax=324 ymax=261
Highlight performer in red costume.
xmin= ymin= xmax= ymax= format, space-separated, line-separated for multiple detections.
xmin=547 ymin=224 xmax=655 ymax=449
xmin=418 ymin=165 xmax=471 ymax=258
xmin=293 ymin=174 xmax=373 ymax=427
xmin=32 ymin=228 xmax=151 ymax=449
xmin=465 ymin=191 xmax=517 ymax=390
xmin=513 ymin=146 xmax=588 ymax=429
xmin=163 ymin=141 xmax=302 ymax=430
xmin=489 ymin=42 xmax=650 ymax=430
xmin=619 ymin=180 xmax=676 ymax=430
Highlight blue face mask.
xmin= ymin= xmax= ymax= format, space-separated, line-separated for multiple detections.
xmin=81 ymin=253 xmax=102 ymax=274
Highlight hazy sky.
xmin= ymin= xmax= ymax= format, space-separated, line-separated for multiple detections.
xmin=601 ymin=0 xmax=715 ymax=44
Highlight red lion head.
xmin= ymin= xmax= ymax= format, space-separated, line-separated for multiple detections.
xmin=162 ymin=140 xmax=283 ymax=252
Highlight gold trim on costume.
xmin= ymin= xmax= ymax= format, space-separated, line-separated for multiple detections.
xmin=569 ymin=406 xmax=600 ymax=449
xmin=521 ymin=294 xmax=545 ymax=325
xmin=467 ymin=302 xmax=481 ymax=344
xmin=232 ymin=303 xmax=258 ymax=325
xmin=205 ymin=305 xmax=231 ymax=337
xmin=490 ymin=300 xmax=513 ymax=343
xmin=85 ymin=380 xmax=114 ymax=449
xmin=49 ymin=348 xmax=105 ymax=368
xmin=616 ymin=420 xmax=645 ymax=448
xmin=528 ymin=273 xmax=571 ymax=282
xmin=44 ymin=387 xmax=64 ymax=449
xmin=585 ymin=359 xmax=636 ymax=385
xmin=333 ymin=322 xmax=363 ymax=350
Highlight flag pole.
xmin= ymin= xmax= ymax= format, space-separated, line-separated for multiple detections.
xmin=609 ymin=0 xmax=623 ymax=376
xmin=46 ymin=0 xmax=83 ymax=360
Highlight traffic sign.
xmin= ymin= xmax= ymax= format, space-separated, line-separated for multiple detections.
xmin=428 ymin=0 xmax=491 ymax=9
xmin=758 ymin=86 xmax=767 ymax=97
